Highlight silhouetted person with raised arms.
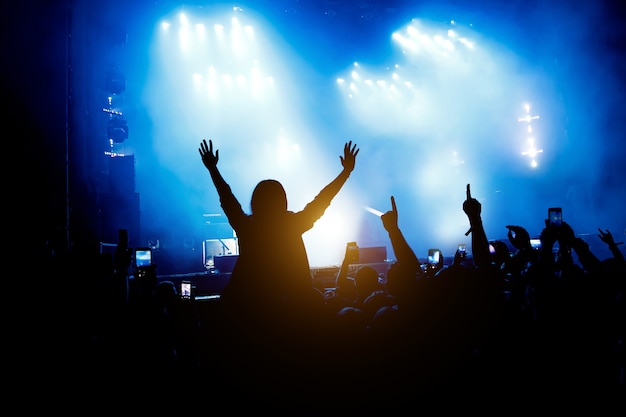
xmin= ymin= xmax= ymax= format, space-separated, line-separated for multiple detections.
xmin=199 ymin=138 xmax=359 ymax=393
xmin=199 ymin=138 xmax=358 ymax=312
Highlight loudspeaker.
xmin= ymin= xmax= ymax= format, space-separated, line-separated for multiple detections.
xmin=108 ymin=155 xmax=135 ymax=195
xmin=214 ymin=255 xmax=239 ymax=273
xmin=203 ymin=238 xmax=238 ymax=268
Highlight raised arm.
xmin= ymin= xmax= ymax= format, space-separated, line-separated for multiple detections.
xmin=198 ymin=139 xmax=244 ymax=221
xmin=335 ymin=242 xmax=359 ymax=290
xmin=320 ymin=140 xmax=359 ymax=197
xmin=381 ymin=196 xmax=421 ymax=274
xmin=300 ymin=141 xmax=359 ymax=218
xmin=463 ymin=184 xmax=490 ymax=268
xmin=598 ymin=228 xmax=625 ymax=263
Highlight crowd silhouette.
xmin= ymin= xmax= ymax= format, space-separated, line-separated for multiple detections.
xmin=62 ymin=140 xmax=624 ymax=413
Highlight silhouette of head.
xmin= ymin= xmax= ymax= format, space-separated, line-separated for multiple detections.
xmin=251 ymin=179 xmax=287 ymax=217
xmin=385 ymin=262 xmax=419 ymax=299
xmin=155 ymin=280 xmax=177 ymax=305
xmin=355 ymin=266 xmax=380 ymax=300
xmin=490 ymin=240 xmax=510 ymax=267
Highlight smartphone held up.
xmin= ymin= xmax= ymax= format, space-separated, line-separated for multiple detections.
xmin=426 ymin=248 xmax=442 ymax=272
xmin=548 ymin=207 xmax=562 ymax=226
xmin=457 ymin=243 xmax=467 ymax=259
xmin=346 ymin=241 xmax=359 ymax=263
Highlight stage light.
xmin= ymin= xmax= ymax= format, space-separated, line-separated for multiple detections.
xmin=518 ymin=103 xmax=542 ymax=168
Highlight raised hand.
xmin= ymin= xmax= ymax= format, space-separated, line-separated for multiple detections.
xmin=540 ymin=219 xmax=559 ymax=248
xmin=199 ymin=139 xmax=219 ymax=170
xmin=506 ymin=225 xmax=531 ymax=250
xmin=598 ymin=228 xmax=617 ymax=246
xmin=597 ymin=227 xmax=625 ymax=261
xmin=557 ymin=221 xmax=576 ymax=245
xmin=462 ymin=183 xmax=481 ymax=220
xmin=381 ymin=195 xmax=399 ymax=232
xmin=340 ymin=140 xmax=359 ymax=173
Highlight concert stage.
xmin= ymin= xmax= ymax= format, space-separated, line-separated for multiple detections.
xmin=153 ymin=261 xmax=393 ymax=298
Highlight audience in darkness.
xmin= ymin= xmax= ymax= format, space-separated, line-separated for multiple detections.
xmin=54 ymin=141 xmax=624 ymax=411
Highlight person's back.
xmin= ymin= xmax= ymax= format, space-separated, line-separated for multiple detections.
xmin=222 ymin=190 xmax=320 ymax=308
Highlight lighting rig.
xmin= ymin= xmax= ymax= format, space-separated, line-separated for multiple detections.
xmin=518 ymin=103 xmax=542 ymax=168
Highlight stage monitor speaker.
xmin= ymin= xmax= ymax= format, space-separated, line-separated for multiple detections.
xmin=203 ymin=238 xmax=238 ymax=268
xmin=214 ymin=255 xmax=239 ymax=273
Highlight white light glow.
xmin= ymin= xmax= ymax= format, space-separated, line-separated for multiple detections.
xmin=458 ymin=38 xmax=474 ymax=49
xmin=179 ymin=13 xmax=189 ymax=26
xmin=178 ymin=27 xmax=191 ymax=51
xmin=363 ymin=206 xmax=384 ymax=217
xmin=195 ymin=24 xmax=206 ymax=37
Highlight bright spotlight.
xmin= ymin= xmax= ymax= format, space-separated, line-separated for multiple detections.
xmin=179 ymin=13 xmax=189 ymax=26
xmin=363 ymin=206 xmax=384 ymax=217
xmin=195 ymin=23 xmax=206 ymax=37
xmin=519 ymin=103 xmax=543 ymax=168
